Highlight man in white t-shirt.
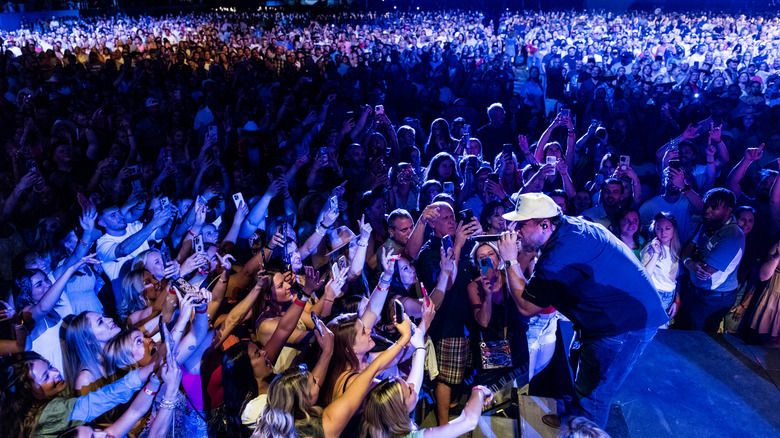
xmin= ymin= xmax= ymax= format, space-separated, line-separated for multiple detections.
xmin=639 ymin=166 xmax=704 ymax=243
xmin=96 ymin=203 xmax=172 ymax=301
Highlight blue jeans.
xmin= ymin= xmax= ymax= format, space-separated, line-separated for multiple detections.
xmin=567 ymin=327 xmax=657 ymax=429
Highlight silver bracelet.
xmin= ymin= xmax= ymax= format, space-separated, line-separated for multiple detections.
xmin=159 ymin=398 xmax=178 ymax=410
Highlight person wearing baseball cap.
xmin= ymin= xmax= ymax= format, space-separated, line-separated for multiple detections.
xmin=496 ymin=193 xmax=667 ymax=429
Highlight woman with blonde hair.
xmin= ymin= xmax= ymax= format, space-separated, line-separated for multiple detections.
xmin=640 ymin=212 xmax=681 ymax=326
xmin=62 ymin=311 xmax=120 ymax=393
xmin=256 ymin=315 xmax=414 ymax=438
xmin=360 ymin=379 xmax=492 ymax=438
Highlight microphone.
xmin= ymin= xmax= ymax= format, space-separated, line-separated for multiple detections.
xmin=468 ymin=234 xmax=502 ymax=242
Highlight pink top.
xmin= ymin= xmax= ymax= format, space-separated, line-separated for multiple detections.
xmin=181 ymin=366 xmax=204 ymax=411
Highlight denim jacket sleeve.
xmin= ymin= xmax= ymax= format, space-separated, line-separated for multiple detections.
xmin=70 ymin=368 xmax=145 ymax=422
xmin=36 ymin=369 xmax=143 ymax=437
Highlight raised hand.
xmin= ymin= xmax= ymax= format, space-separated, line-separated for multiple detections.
xmin=358 ymin=214 xmax=372 ymax=241
xmin=314 ymin=320 xmax=334 ymax=354
xmin=215 ymin=253 xmax=235 ymax=273
xmin=745 ymin=143 xmax=765 ymax=162
xmin=163 ymin=261 xmax=181 ymax=279
xmin=303 ymin=265 xmax=324 ymax=296
xmin=680 ymin=123 xmax=699 ymax=141
xmin=267 ymin=230 xmax=285 ymax=251
xmin=438 ymin=246 xmax=457 ymax=277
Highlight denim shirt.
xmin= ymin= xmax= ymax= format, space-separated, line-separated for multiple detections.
xmin=36 ymin=368 xmax=145 ymax=438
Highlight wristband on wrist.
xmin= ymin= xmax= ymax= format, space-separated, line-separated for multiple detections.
xmin=188 ymin=230 xmax=196 ymax=237
xmin=79 ymin=239 xmax=89 ymax=247
xmin=195 ymin=306 xmax=208 ymax=314
xmin=357 ymin=239 xmax=368 ymax=247
xmin=144 ymin=385 xmax=158 ymax=396
xmin=293 ymin=298 xmax=306 ymax=307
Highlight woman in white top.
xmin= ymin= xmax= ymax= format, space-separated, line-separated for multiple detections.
xmin=14 ymin=255 xmax=99 ymax=373
xmin=640 ymin=212 xmax=681 ymax=327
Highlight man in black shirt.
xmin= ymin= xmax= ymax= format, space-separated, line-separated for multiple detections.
xmin=498 ymin=193 xmax=667 ymax=428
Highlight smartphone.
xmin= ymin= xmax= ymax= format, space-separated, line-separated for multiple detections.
xmin=159 ymin=196 xmax=170 ymax=210
xmin=420 ymin=284 xmax=430 ymax=307
xmin=329 ymin=195 xmax=339 ymax=211
xmin=459 ymin=208 xmax=473 ymax=223
xmin=463 ymin=123 xmax=471 ymax=136
xmin=311 ymin=313 xmax=324 ymax=336
xmin=171 ymin=277 xmax=203 ymax=303
xmin=127 ymin=165 xmax=142 ymax=176
xmin=443 ymin=181 xmax=455 ymax=197
xmin=442 ymin=234 xmax=453 ymax=254
xmin=346 ymin=110 xmax=354 ymax=118
xmin=318 ymin=147 xmax=328 ymax=158
xmin=331 ymin=262 xmax=340 ymax=282
xmin=546 ymin=156 xmax=557 ymax=176
xmin=26 ymin=159 xmax=38 ymax=173
xmin=193 ymin=234 xmax=205 ymax=253
xmin=208 ymin=125 xmax=218 ymax=138
xmin=232 ymin=192 xmax=245 ymax=209
xmin=394 ymin=299 xmax=405 ymax=322
xmin=619 ymin=155 xmax=630 ymax=170
xmin=669 ymin=159 xmax=681 ymax=170
xmin=561 ymin=108 xmax=571 ymax=118
xmin=374 ymin=104 xmax=384 ymax=115
xmin=480 ymin=257 xmax=494 ymax=276
xmin=337 ymin=255 xmax=348 ymax=271
xmin=488 ymin=172 xmax=500 ymax=184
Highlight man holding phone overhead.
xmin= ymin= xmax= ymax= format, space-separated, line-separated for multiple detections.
xmin=414 ymin=200 xmax=483 ymax=426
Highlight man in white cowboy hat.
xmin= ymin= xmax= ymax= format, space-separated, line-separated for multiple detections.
xmin=497 ymin=193 xmax=667 ymax=429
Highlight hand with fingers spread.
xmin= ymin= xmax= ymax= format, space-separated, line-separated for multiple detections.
xmin=79 ymin=207 xmax=98 ymax=242
xmin=180 ymin=252 xmax=208 ymax=277
xmin=303 ymin=266 xmax=325 ymax=297
xmin=73 ymin=254 xmax=101 ymax=271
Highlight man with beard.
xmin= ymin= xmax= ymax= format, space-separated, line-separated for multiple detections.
xmin=639 ymin=165 xmax=705 ymax=243
xmin=499 ymin=193 xmax=667 ymax=429
xmin=678 ymin=188 xmax=745 ymax=332
xmin=582 ymin=178 xmax=624 ymax=228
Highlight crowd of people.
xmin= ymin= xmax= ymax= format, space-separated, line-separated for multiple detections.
xmin=0 ymin=5 xmax=779 ymax=438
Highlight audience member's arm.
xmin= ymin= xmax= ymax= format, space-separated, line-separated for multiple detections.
xmin=114 ymin=207 xmax=171 ymax=259
xmin=403 ymin=204 xmax=438 ymax=260
xmin=321 ymin=318 xmax=412 ymax=438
